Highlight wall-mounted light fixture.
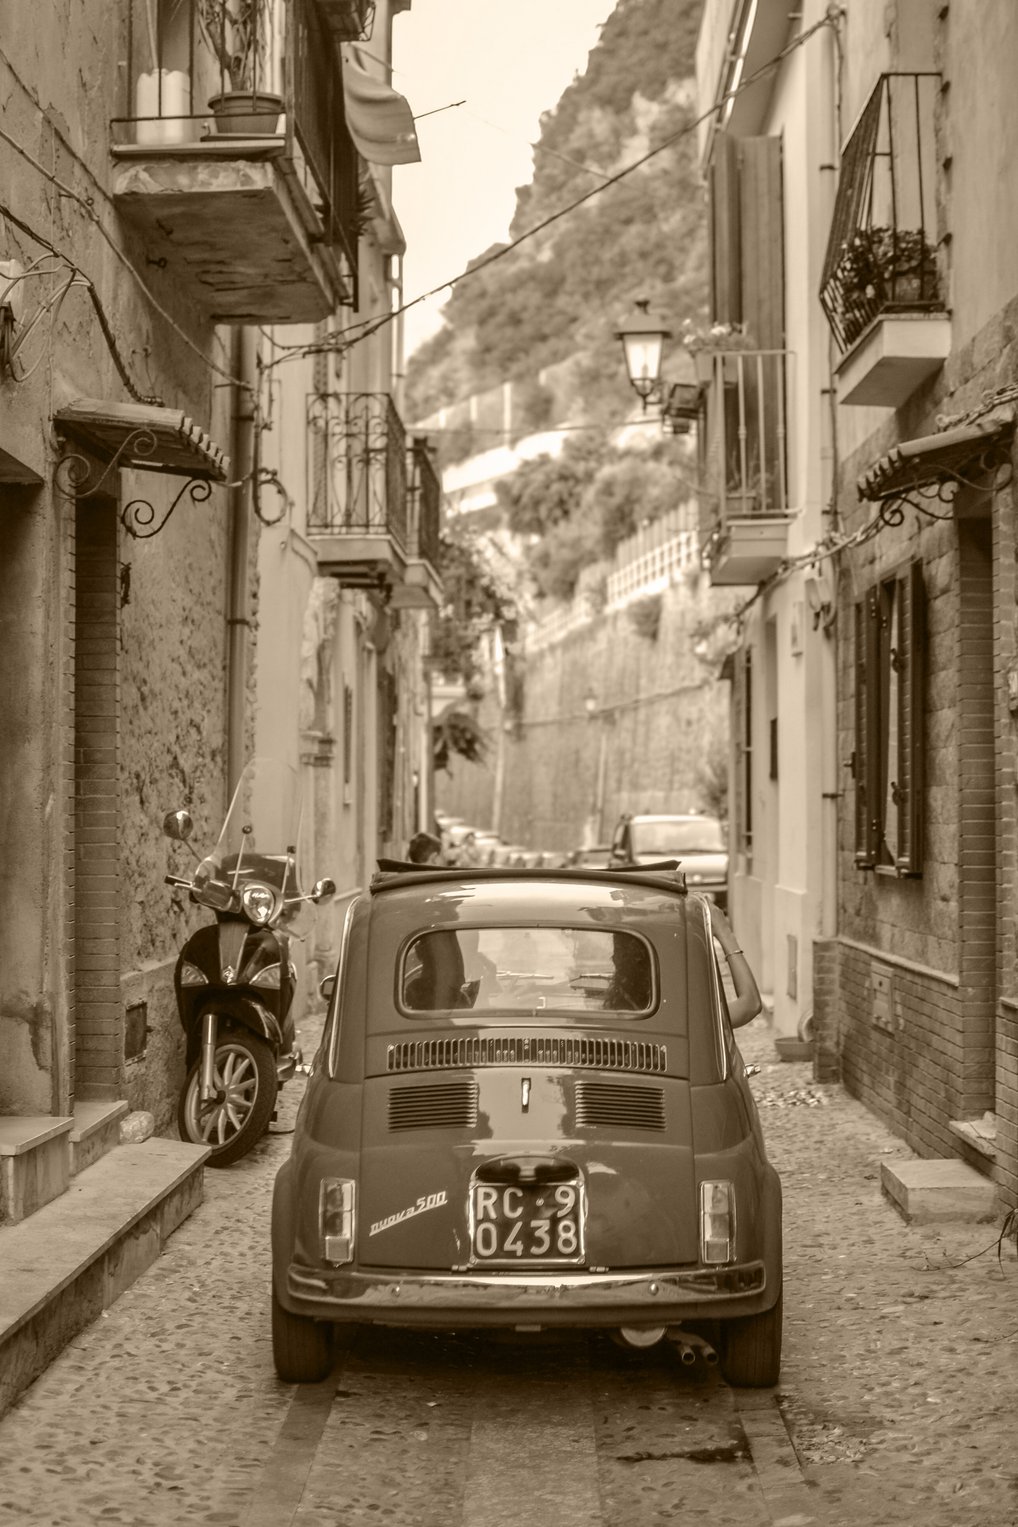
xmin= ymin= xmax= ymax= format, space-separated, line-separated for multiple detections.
xmin=615 ymin=299 xmax=702 ymax=435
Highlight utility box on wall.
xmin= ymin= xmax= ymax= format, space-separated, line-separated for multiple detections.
xmin=871 ymin=961 xmax=895 ymax=1033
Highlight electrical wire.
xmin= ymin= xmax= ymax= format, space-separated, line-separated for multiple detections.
xmin=261 ymin=6 xmax=843 ymax=368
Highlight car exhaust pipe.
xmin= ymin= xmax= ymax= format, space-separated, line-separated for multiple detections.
xmin=666 ymin=1329 xmax=719 ymax=1365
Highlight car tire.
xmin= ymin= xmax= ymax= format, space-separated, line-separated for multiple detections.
xmin=177 ymin=1024 xmax=278 ymax=1167
xmin=272 ymin=1284 xmax=333 ymax=1383
xmin=719 ymin=1288 xmax=783 ymax=1387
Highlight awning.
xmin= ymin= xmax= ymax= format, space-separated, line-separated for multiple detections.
xmin=857 ymin=413 xmax=1013 ymax=501
xmin=54 ymin=398 xmax=229 ymax=482
xmin=341 ymin=51 xmax=421 ymax=166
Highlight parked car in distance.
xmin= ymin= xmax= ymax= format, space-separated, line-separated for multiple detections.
xmin=610 ymin=813 xmax=728 ymax=911
xmin=270 ymin=862 xmax=781 ymax=1388
xmin=566 ymin=845 xmax=612 ymax=869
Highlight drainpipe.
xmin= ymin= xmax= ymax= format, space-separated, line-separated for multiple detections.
xmin=227 ymin=325 xmax=258 ymax=793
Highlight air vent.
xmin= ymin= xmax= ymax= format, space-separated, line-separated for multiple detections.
xmin=388 ymin=1079 xmax=478 ymax=1132
xmin=387 ymin=1035 xmax=667 ymax=1076
xmin=575 ymin=1081 xmax=666 ymax=1131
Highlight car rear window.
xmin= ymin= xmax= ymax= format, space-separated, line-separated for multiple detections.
xmin=399 ymin=926 xmax=654 ymax=1018
xmin=631 ymin=818 xmax=725 ymax=855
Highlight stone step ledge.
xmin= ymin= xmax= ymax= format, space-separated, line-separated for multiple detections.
xmin=0 ymin=1136 xmax=209 ymax=1418
xmin=880 ymin=1157 xmax=998 ymax=1225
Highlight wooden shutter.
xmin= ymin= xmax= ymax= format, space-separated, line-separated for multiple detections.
xmin=738 ymin=136 xmax=785 ymax=350
xmin=894 ymin=560 xmax=926 ymax=875
xmin=854 ymin=591 xmax=881 ymax=867
xmin=709 ymin=133 xmax=742 ymax=326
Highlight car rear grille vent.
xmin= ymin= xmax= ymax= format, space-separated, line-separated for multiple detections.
xmin=575 ymin=1081 xmax=666 ymax=1131
xmin=386 ymin=1036 xmax=667 ymax=1075
xmin=388 ymin=1079 xmax=479 ymax=1132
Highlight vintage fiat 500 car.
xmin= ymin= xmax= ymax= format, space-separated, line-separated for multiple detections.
xmin=270 ymin=865 xmax=782 ymax=1386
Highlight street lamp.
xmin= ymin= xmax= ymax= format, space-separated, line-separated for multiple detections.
xmin=615 ymin=299 xmax=671 ymax=405
xmin=615 ymin=299 xmax=702 ymax=435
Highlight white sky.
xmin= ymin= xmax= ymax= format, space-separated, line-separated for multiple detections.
xmin=391 ymin=0 xmax=616 ymax=357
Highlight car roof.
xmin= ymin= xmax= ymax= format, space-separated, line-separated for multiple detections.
xmin=370 ymin=866 xmax=688 ymax=913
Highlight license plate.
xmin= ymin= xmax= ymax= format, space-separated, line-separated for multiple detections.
xmin=469 ymin=1180 xmax=585 ymax=1265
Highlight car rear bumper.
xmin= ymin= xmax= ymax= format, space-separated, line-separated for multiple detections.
xmin=280 ymin=1260 xmax=776 ymax=1328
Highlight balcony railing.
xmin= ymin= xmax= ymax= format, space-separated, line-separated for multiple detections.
xmin=820 ymin=73 xmax=943 ymax=352
xmin=407 ymin=439 xmax=441 ymax=569
xmin=698 ymin=349 xmax=791 ymax=524
xmin=307 ymin=392 xmax=408 ymax=550
xmin=118 ymin=0 xmax=358 ymax=296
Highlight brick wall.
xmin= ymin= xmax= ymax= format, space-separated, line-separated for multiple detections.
xmin=73 ymin=498 xmax=122 ymax=1100
xmin=831 ymin=297 xmax=1018 ymax=1210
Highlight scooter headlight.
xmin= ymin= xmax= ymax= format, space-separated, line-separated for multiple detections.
xmin=320 ymin=1178 xmax=355 ymax=1265
xmin=241 ymin=882 xmax=277 ymax=925
xmin=699 ymin=1179 xmax=736 ymax=1265
xmin=179 ymin=960 xmax=208 ymax=987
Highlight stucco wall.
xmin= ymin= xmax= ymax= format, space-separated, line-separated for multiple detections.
xmin=0 ymin=1 xmax=237 ymax=1120
xmin=438 ymin=574 xmax=730 ymax=855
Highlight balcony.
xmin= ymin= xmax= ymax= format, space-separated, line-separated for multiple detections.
xmin=111 ymin=0 xmax=359 ymax=322
xmin=306 ymin=392 xmax=409 ymax=590
xmin=390 ymin=439 xmax=443 ymax=610
xmin=821 ymin=74 xmax=949 ymax=408
xmin=697 ymin=349 xmax=792 ymax=587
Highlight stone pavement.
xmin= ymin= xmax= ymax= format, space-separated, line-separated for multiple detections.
xmin=737 ymin=1020 xmax=1018 ymax=1526
xmin=0 ymin=1013 xmax=1014 ymax=1527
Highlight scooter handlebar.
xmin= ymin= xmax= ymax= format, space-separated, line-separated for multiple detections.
xmin=165 ymin=874 xmax=194 ymax=889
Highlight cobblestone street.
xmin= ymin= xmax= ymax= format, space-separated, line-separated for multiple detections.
xmin=0 ymin=1017 xmax=1015 ymax=1527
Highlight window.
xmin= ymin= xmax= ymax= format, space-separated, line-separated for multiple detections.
xmin=400 ymin=927 xmax=654 ymax=1017
xmin=854 ymin=560 xmax=925 ymax=873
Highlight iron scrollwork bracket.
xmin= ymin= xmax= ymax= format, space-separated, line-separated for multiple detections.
xmin=873 ymin=441 xmax=1014 ymax=529
xmin=121 ymin=476 xmax=212 ymax=539
xmin=56 ymin=426 xmax=213 ymax=539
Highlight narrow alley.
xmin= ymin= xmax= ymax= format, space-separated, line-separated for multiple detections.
xmin=0 ymin=1020 xmax=1013 ymax=1527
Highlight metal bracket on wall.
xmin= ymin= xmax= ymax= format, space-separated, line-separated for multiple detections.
xmin=55 ymin=428 xmax=213 ymax=539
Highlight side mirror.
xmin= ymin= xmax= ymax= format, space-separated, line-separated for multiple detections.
xmin=163 ymin=809 xmax=194 ymax=843
xmin=319 ymin=974 xmax=336 ymax=1002
xmin=311 ymin=877 xmax=337 ymax=905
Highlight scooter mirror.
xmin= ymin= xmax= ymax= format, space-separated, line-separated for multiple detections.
xmin=163 ymin=809 xmax=194 ymax=843
xmin=311 ymin=877 xmax=337 ymax=905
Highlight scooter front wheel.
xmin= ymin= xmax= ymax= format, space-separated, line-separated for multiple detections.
xmin=178 ymin=1026 xmax=277 ymax=1167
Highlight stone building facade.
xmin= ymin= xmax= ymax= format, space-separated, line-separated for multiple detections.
xmin=0 ymin=0 xmax=435 ymax=1230
xmin=695 ymin=0 xmax=1018 ymax=1210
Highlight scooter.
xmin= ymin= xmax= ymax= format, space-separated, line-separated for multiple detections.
xmin=163 ymin=758 xmax=335 ymax=1166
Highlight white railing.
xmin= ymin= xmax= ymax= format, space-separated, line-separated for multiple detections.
xmin=605 ymin=530 xmax=699 ymax=609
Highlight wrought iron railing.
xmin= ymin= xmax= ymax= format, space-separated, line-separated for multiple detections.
xmin=118 ymin=0 xmax=359 ymax=292
xmin=698 ymin=350 xmax=791 ymax=527
xmin=407 ymin=438 xmax=441 ymax=570
xmin=307 ymin=393 xmax=408 ymax=550
xmin=820 ymin=73 xmax=943 ymax=351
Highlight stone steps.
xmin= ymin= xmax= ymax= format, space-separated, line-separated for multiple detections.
xmin=0 ymin=1134 xmax=209 ymax=1417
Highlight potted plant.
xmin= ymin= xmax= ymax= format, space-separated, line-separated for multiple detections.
xmin=198 ymin=0 xmax=284 ymax=134
xmin=680 ymin=320 xmax=755 ymax=386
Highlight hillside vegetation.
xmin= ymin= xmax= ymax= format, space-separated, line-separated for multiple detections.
xmin=405 ymin=0 xmax=709 ymax=438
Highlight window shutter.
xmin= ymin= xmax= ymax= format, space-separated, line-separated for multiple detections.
xmin=709 ymin=133 xmax=742 ymax=327
xmin=854 ymin=591 xmax=880 ymax=867
xmin=738 ymin=136 xmax=785 ymax=350
xmin=894 ymin=560 xmax=926 ymax=874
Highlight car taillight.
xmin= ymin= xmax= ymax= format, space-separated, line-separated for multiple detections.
xmin=320 ymin=1179 xmax=355 ymax=1265
xmin=699 ymin=1180 xmax=736 ymax=1264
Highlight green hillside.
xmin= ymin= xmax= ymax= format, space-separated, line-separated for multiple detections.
xmin=405 ymin=0 xmax=708 ymax=439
